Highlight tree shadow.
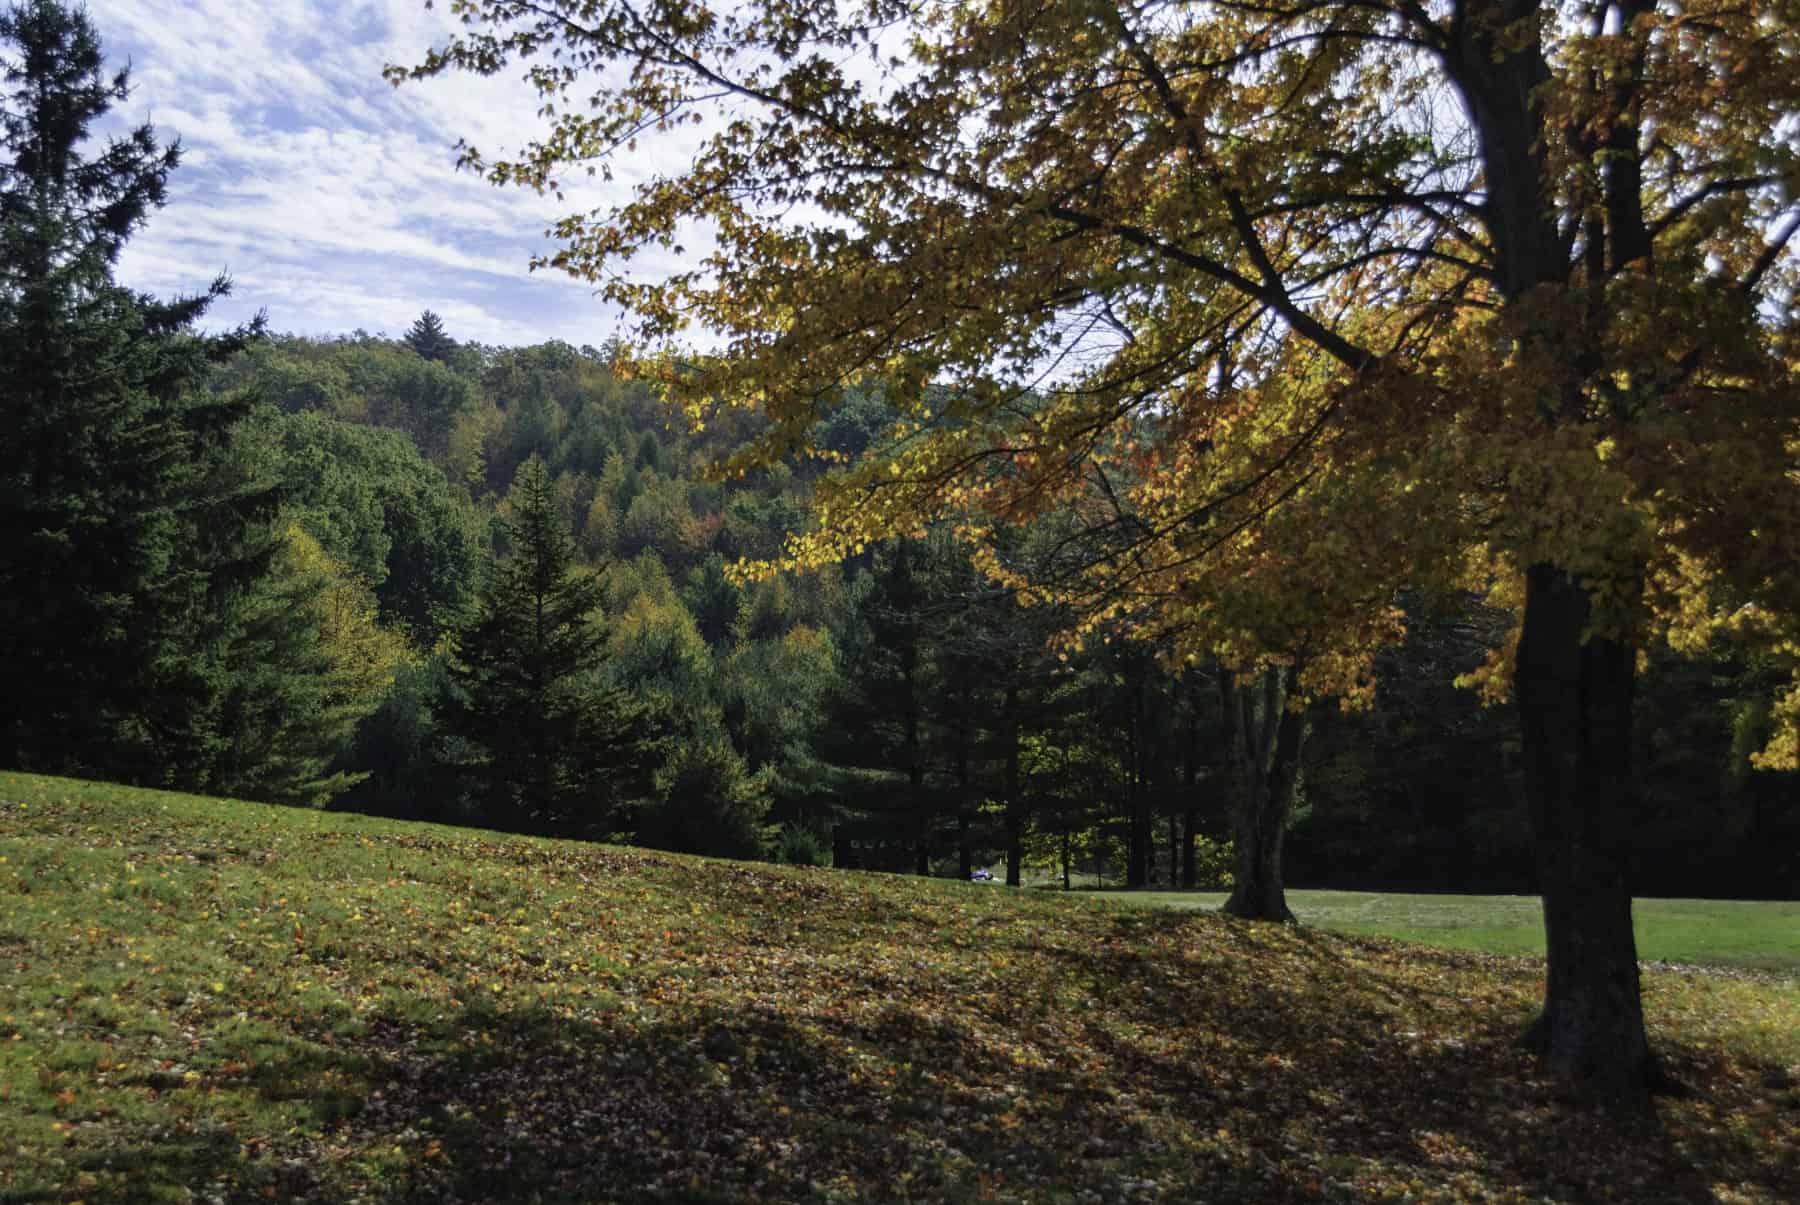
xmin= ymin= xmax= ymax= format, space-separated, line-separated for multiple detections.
xmin=58 ymin=907 xmax=1797 ymax=1204
xmin=1027 ymin=911 xmax=1793 ymax=1202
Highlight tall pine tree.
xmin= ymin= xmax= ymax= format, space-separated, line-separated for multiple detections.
xmin=402 ymin=309 xmax=455 ymax=363
xmin=439 ymin=458 xmax=651 ymax=834
xmin=0 ymin=0 xmax=273 ymax=783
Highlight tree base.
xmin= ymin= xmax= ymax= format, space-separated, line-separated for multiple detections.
xmin=1220 ymin=892 xmax=1297 ymax=924
xmin=1519 ymin=1011 xmax=1683 ymax=1109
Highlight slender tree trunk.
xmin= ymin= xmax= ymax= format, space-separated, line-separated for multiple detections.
xmin=1060 ymin=829 xmax=1071 ymax=891
xmin=1181 ymin=806 xmax=1198 ymax=889
xmin=955 ymin=710 xmax=973 ymax=880
xmin=956 ymin=811 xmax=972 ymax=880
xmin=905 ymin=677 xmax=927 ymax=877
xmin=1127 ymin=811 xmax=1148 ymax=887
xmin=1515 ymin=564 xmax=1656 ymax=1103
xmin=1182 ymin=686 xmax=1201 ymax=889
xmin=895 ymin=539 xmax=928 ymax=876
xmin=1125 ymin=679 xmax=1149 ymax=888
xmin=1004 ymin=685 xmax=1022 ymax=887
xmin=1168 ymin=813 xmax=1178 ymax=887
xmin=1222 ymin=665 xmax=1308 ymax=923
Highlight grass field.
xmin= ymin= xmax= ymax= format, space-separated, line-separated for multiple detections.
xmin=3 ymin=772 xmax=1797 ymax=1203
xmin=1102 ymin=889 xmax=1800 ymax=974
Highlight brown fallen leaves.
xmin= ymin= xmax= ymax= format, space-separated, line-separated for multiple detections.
xmin=0 ymin=773 xmax=1796 ymax=1202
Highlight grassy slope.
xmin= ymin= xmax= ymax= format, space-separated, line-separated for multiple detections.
xmin=1109 ymin=891 xmax=1800 ymax=973
xmin=0 ymin=774 xmax=1794 ymax=1204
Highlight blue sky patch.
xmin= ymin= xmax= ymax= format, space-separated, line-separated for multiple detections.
xmin=89 ymin=0 xmax=659 ymax=348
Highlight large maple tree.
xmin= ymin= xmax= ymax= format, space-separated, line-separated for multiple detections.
xmin=401 ymin=0 xmax=1800 ymax=1102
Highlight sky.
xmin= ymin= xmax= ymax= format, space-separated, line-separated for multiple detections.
xmin=89 ymin=0 xmax=666 ymax=348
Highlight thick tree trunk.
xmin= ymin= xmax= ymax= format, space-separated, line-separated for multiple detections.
xmin=1224 ymin=704 xmax=1307 ymax=922
xmin=1437 ymin=7 xmax=1657 ymax=1102
xmin=1516 ymin=564 xmax=1656 ymax=1103
xmin=1222 ymin=666 xmax=1308 ymax=923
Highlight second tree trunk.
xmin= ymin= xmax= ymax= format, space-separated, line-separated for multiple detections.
xmin=1515 ymin=564 xmax=1656 ymax=1104
xmin=1222 ymin=665 xmax=1310 ymax=923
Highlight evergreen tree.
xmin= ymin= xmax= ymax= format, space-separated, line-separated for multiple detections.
xmin=439 ymin=458 xmax=650 ymax=834
xmin=682 ymin=553 xmax=742 ymax=648
xmin=639 ymin=732 xmax=773 ymax=861
xmin=0 ymin=0 xmax=273 ymax=782
xmin=205 ymin=524 xmax=411 ymax=806
xmin=825 ymin=538 xmax=937 ymax=872
xmin=402 ymin=309 xmax=454 ymax=362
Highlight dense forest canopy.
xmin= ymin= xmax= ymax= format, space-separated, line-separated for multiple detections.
xmin=194 ymin=326 xmax=1792 ymax=899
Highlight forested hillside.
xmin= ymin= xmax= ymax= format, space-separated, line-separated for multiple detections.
xmin=174 ymin=324 xmax=1791 ymax=899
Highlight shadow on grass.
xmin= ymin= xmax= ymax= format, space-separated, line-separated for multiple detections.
xmin=1014 ymin=911 xmax=1788 ymax=1203
xmin=66 ymin=1000 xmax=1247 ymax=1204
xmin=63 ymin=935 xmax=1798 ymax=1204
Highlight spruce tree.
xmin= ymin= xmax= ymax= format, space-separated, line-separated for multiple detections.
xmin=439 ymin=458 xmax=650 ymax=834
xmin=403 ymin=309 xmax=455 ymax=362
xmin=0 ymin=0 xmax=273 ymax=782
xmin=206 ymin=524 xmax=413 ymax=807
xmin=826 ymin=537 xmax=938 ymax=872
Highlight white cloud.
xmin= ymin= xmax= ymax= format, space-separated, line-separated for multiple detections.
xmin=86 ymin=0 xmax=700 ymax=346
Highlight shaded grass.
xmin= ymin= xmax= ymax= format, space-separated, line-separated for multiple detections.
xmin=2 ymin=772 xmax=1796 ymax=1203
xmin=1109 ymin=889 xmax=1800 ymax=974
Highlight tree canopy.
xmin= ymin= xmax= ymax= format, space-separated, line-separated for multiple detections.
xmin=404 ymin=308 xmax=457 ymax=363
xmin=402 ymin=0 xmax=1796 ymax=692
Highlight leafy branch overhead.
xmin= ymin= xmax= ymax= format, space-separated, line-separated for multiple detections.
xmin=399 ymin=0 xmax=1796 ymax=716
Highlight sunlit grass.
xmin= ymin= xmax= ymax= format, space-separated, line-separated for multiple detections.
xmin=4 ymin=772 xmax=1796 ymax=1203
xmin=1104 ymin=889 xmax=1800 ymax=974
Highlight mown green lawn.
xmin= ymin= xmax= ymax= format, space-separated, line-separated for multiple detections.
xmin=3 ymin=772 xmax=1797 ymax=1203
xmin=1102 ymin=889 xmax=1800 ymax=974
